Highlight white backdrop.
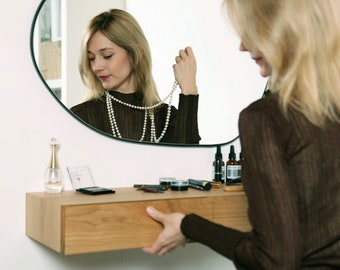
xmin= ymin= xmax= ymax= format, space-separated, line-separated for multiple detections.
xmin=0 ymin=0 xmax=263 ymax=269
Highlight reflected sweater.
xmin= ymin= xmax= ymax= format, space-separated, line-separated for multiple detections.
xmin=70 ymin=91 xmax=200 ymax=144
xmin=181 ymin=94 xmax=340 ymax=269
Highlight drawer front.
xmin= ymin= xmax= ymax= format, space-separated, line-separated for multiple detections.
xmin=63 ymin=197 xmax=213 ymax=254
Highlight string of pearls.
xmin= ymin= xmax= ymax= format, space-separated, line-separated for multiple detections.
xmin=105 ymin=80 xmax=178 ymax=142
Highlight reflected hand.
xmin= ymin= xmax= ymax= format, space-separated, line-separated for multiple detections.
xmin=142 ymin=206 xmax=186 ymax=256
xmin=173 ymin=46 xmax=198 ymax=95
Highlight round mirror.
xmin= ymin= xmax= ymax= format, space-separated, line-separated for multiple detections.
xmin=31 ymin=0 xmax=266 ymax=146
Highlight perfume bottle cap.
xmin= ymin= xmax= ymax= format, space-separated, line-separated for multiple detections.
xmin=50 ymin=137 xmax=59 ymax=145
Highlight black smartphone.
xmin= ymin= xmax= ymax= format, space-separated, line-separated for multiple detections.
xmin=76 ymin=186 xmax=115 ymax=195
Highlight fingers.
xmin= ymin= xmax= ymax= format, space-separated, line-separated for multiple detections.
xmin=143 ymin=238 xmax=184 ymax=256
xmin=143 ymin=207 xmax=187 ymax=256
xmin=146 ymin=206 xmax=165 ymax=223
xmin=175 ymin=46 xmax=195 ymax=63
xmin=143 ymin=241 xmax=178 ymax=256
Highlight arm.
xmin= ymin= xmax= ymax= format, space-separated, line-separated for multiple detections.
xmin=234 ymin=105 xmax=302 ymax=269
xmin=166 ymin=94 xmax=200 ymax=144
xmin=143 ymin=101 xmax=302 ymax=269
xmin=160 ymin=46 xmax=200 ymax=144
xmin=179 ymin=103 xmax=303 ymax=268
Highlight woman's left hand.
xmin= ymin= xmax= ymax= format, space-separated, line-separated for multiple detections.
xmin=173 ymin=46 xmax=198 ymax=95
xmin=142 ymin=206 xmax=187 ymax=255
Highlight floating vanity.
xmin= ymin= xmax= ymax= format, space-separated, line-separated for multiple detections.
xmin=26 ymin=187 xmax=250 ymax=255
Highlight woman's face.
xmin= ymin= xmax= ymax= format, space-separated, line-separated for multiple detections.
xmin=87 ymin=31 xmax=135 ymax=93
xmin=239 ymin=42 xmax=272 ymax=77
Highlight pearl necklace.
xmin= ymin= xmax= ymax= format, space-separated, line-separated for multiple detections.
xmin=105 ymin=81 xmax=178 ymax=143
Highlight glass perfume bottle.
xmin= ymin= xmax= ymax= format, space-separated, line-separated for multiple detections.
xmin=44 ymin=138 xmax=63 ymax=193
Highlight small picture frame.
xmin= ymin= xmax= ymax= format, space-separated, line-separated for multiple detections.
xmin=67 ymin=166 xmax=95 ymax=190
xmin=67 ymin=166 xmax=115 ymax=195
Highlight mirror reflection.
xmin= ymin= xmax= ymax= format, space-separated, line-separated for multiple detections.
xmin=32 ymin=0 xmax=266 ymax=145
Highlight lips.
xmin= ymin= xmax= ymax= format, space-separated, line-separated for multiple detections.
xmin=253 ymin=57 xmax=262 ymax=65
xmin=98 ymin=75 xmax=110 ymax=81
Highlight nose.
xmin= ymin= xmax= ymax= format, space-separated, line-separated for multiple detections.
xmin=91 ymin=59 xmax=104 ymax=72
xmin=239 ymin=42 xmax=247 ymax=52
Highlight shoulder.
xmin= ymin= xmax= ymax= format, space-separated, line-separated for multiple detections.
xmin=70 ymin=98 xmax=105 ymax=114
xmin=239 ymin=93 xmax=293 ymax=136
xmin=240 ymin=93 xmax=283 ymax=123
xmin=241 ymin=93 xmax=280 ymax=115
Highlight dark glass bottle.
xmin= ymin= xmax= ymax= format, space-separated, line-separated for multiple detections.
xmin=226 ymin=145 xmax=240 ymax=184
xmin=213 ymin=145 xmax=225 ymax=183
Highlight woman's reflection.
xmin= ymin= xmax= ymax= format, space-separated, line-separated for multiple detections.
xmin=70 ymin=9 xmax=200 ymax=144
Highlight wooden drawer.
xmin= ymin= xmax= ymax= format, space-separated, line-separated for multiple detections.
xmin=26 ymin=187 xmax=250 ymax=255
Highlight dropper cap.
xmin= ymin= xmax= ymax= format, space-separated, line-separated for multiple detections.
xmin=215 ymin=145 xmax=222 ymax=159
xmin=228 ymin=145 xmax=236 ymax=160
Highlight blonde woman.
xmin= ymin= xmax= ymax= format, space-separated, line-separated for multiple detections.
xmin=71 ymin=9 xmax=200 ymax=144
xmin=144 ymin=0 xmax=340 ymax=268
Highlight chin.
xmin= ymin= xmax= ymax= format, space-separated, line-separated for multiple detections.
xmin=101 ymin=83 xmax=113 ymax=90
xmin=260 ymin=68 xmax=271 ymax=78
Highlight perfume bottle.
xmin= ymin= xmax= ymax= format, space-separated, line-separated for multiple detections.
xmin=44 ymin=138 xmax=63 ymax=193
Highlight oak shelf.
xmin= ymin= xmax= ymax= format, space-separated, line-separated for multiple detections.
xmin=26 ymin=187 xmax=250 ymax=255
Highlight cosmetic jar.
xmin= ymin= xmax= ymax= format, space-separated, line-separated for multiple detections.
xmin=170 ymin=179 xmax=189 ymax=191
xmin=159 ymin=177 xmax=175 ymax=188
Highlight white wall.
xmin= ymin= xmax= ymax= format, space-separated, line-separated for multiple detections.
xmin=0 ymin=0 xmax=248 ymax=269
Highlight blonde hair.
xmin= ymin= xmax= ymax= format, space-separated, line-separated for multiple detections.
xmin=225 ymin=0 xmax=340 ymax=126
xmin=79 ymin=9 xmax=160 ymax=107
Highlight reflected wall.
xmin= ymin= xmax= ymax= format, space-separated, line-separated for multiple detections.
xmin=33 ymin=0 xmax=266 ymax=145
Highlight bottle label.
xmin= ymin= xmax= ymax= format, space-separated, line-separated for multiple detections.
xmin=237 ymin=165 xmax=242 ymax=178
xmin=212 ymin=164 xmax=225 ymax=182
xmin=226 ymin=165 xmax=241 ymax=180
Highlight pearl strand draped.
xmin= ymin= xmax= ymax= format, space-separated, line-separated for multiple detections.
xmin=105 ymin=81 xmax=178 ymax=142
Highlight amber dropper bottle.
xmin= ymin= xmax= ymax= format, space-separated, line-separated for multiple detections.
xmin=237 ymin=152 xmax=244 ymax=181
xmin=226 ymin=145 xmax=240 ymax=184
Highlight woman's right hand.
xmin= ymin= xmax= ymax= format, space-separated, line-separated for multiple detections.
xmin=142 ymin=206 xmax=186 ymax=256
xmin=173 ymin=46 xmax=198 ymax=95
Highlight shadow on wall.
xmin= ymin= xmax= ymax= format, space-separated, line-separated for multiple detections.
xmin=31 ymin=241 xmax=235 ymax=270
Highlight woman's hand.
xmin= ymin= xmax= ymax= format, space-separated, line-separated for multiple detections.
xmin=142 ymin=206 xmax=187 ymax=255
xmin=173 ymin=46 xmax=198 ymax=95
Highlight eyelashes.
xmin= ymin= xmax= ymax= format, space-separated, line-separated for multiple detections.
xmin=88 ymin=54 xmax=113 ymax=62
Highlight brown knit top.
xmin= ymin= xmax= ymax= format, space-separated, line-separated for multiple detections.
xmin=181 ymin=93 xmax=340 ymax=269
xmin=70 ymin=91 xmax=200 ymax=144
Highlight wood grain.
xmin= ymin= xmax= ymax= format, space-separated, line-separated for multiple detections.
xmin=26 ymin=187 xmax=250 ymax=255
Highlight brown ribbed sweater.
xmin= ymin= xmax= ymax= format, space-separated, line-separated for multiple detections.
xmin=181 ymin=94 xmax=340 ymax=269
xmin=70 ymin=91 xmax=200 ymax=144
